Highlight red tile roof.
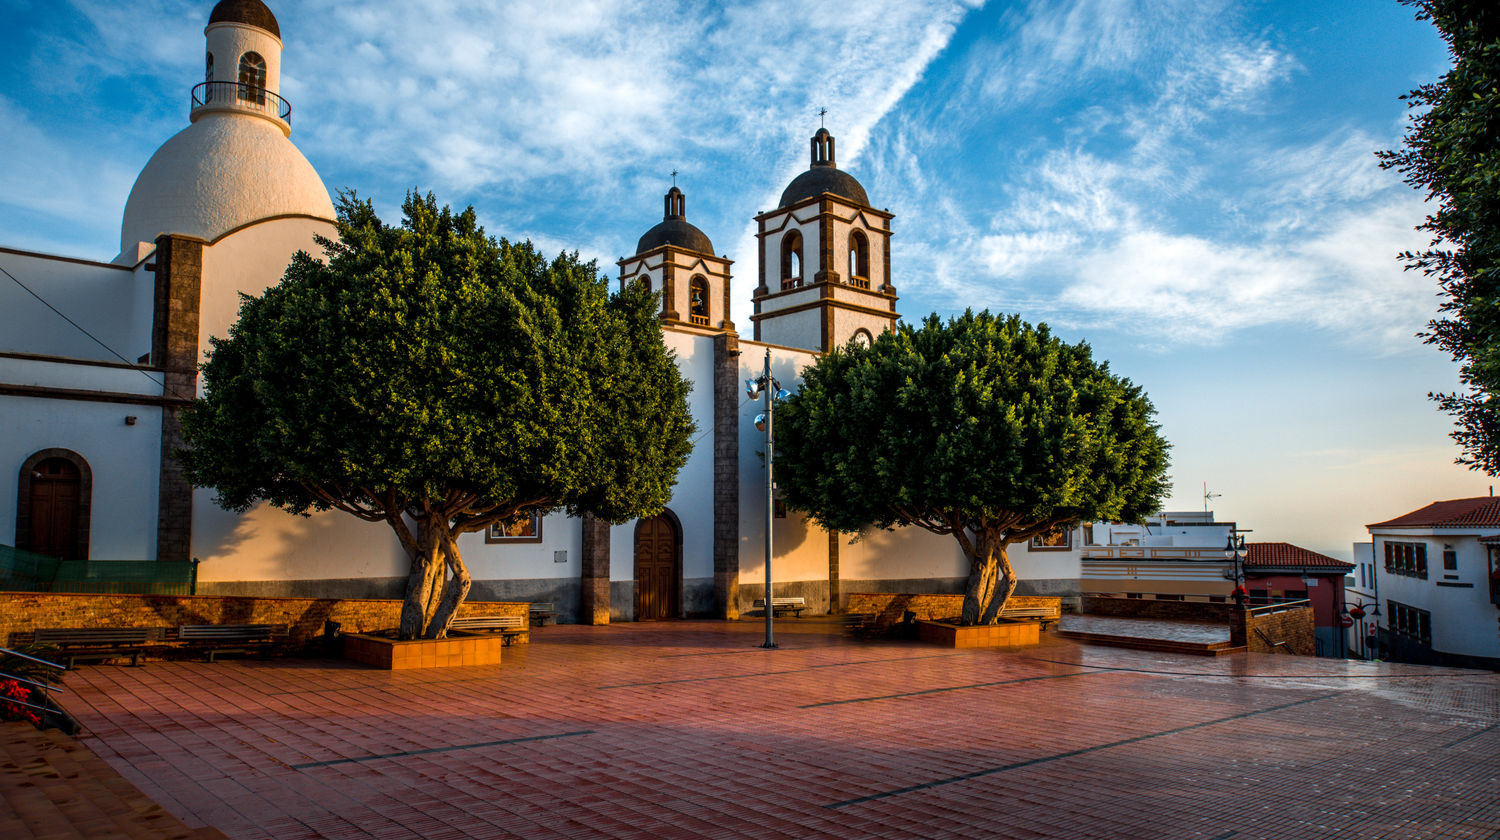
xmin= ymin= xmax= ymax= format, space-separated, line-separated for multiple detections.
xmin=1243 ymin=542 xmax=1353 ymax=570
xmin=1366 ymin=496 xmax=1500 ymax=529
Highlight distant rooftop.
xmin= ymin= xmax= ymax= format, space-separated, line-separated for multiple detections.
xmin=1244 ymin=542 xmax=1352 ymax=571
xmin=1367 ymin=496 xmax=1500 ymax=529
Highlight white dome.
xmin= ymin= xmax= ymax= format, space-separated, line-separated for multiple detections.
xmin=120 ymin=112 xmax=334 ymax=256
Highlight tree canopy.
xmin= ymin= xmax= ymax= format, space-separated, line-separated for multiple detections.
xmin=180 ymin=192 xmax=695 ymax=639
xmin=775 ymin=311 xmax=1169 ymax=625
xmin=1380 ymin=0 xmax=1500 ymax=472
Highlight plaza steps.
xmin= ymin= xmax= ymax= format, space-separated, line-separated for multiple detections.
xmin=1055 ymin=629 xmax=1246 ymax=656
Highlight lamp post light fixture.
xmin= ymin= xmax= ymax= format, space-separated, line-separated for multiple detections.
xmin=1224 ymin=532 xmax=1247 ymax=607
xmin=747 ymin=346 xmax=793 ymax=649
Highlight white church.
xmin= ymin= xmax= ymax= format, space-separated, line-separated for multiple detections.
xmin=0 ymin=0 xmax=1082 ymax=623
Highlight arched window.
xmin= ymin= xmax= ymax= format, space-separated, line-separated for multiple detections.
xmin=16 ymin=449 xmax=92 ymax=563
xmin=238 ymin=52 xmax=267 ymax=105
xmin=848 ymin=230 xmax=870 ymax=289
xmin=689 ymin=276 xmax=710 ymax=326
xmin=781 ymin=230 xmax=803 ymax=290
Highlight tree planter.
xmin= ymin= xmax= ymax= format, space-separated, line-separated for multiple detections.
xmin=917 ymin=618 xmax=1041 ymax=649
xmin=342 ymin=632 xmax=504 ymax=670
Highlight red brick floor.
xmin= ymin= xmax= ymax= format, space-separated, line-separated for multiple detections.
xmin=49 ymin=619 xmax=1500 ymax=839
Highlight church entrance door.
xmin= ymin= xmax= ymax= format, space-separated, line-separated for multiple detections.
xmin=26 ymin=458 xmax=82 ymax=560
xmin=633 ymin=514 xmax=680 ymax=620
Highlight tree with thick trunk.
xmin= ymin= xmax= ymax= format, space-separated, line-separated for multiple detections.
xmin=180 ymin=192 xmax=694 ymax=639
xmin=775 ymin=311 xmax=1170 ymax=625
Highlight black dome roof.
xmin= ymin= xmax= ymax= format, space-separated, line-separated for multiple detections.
xmin=636 ymin=186 xmax=714 ymax=255
xmin=778 ymin=127 xmax=870 ymax=208
xmin=779 ymin=167 xmax=869 ymax=208
xmin=209 ymin=0 xmax=280 ymax=38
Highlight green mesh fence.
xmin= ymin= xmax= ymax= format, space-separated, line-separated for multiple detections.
xmin=0 ymin=545 xmax=197 ymax=596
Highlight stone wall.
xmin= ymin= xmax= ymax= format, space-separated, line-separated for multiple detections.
xmin=0 ymin=592 xmax=529 ymax=649
xmin=1083 ymin=596 xmax=1238 ymax=624
xmin=1244 ymin=606 xmax=1315 ymax=655
xmin=845 ymin=592 xmax=1061 ymax=633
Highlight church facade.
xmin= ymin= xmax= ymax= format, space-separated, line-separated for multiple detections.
xmin=0 ymin=0 xmax=1081 ymax=622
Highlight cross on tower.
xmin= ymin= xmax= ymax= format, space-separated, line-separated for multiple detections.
xmin=671 ymin=169 xmax=678 ymax=187
xmin=818 ymin=107 xmax=827 ymax=128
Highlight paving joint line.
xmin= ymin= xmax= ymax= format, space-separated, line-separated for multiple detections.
xmin=1441 ymin=721 xmax=1500 ymax=749
xmin=826 ymin=692 xmax=1339 ymax=808
xmin=799 ymin=669 xmax=1102 ymax=707
xmin=1024 ymin=655 xmax=1488 ymax=680
xmin=290 ymin=729 xmax=594 ymax=769
xmin=597 ymin=652 xmax=969 ymax=688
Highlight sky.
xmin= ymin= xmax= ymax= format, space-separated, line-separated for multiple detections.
xmin=0 ymin=0 xmax=1488 ymax=561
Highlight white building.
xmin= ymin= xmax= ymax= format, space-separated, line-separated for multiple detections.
xmin=1079 ymin=511 xmax=1238 ymax=600
xmin=1365 ymin=496 xmax=1500 ymax=669
xmin=1 ymin=0 xmax=1081 ymax=623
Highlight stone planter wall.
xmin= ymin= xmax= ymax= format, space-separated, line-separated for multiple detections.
xmin=343 ymin=633 xmax=506 ymax=670
xmin=917 ymin=619 xmax=1041 ymax=648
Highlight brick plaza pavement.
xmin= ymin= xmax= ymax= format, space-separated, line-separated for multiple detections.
xmin=49 ymin=619 xmax=1500 ymax=839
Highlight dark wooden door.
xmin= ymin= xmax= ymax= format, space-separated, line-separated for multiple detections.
xmin=634 ymin=515 xmax=679 ymax=620
xmin=27 ymin=458 xmax=81 ymax=560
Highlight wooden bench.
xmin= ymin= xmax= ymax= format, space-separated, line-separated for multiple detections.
xmin=528 ymin=602 xmax=557 ymax=627
xmin=178 ymin=624 xmax=286 ymax=662
xmin=448 ymin=615 xmax=527 ymax=645
xmin=751 ymin=597 xmax=807 ymax=617
xmin=842 ymin=612 xmax=876 ymax=634
xmin=999 ymin=605 xmax=1061 ymax=630
xmin=34 ymin=627 xmax=166 ymax=668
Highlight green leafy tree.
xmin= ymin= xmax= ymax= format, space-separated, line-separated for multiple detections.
xmin=1380 ymin=0 xmax=1500 ymax=472
xmin=181 ymin=192 xmax=694 ymax=639
xmin=776 ymin=311 xmax=1169 ymax=625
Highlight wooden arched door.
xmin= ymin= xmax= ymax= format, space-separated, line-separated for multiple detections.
xmin=633 ymin=513 xmax=681 ymax=620
xmin=25 ymin=458 xmax=82 ymax=560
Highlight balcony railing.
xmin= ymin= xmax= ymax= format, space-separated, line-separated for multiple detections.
xmin=191 ymin=82 xmax=291 ymax=124
xmin=689 ymin=313 xmax=710 ymax=326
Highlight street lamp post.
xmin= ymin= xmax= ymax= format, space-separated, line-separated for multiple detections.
xmin=1224 ymin=532 xmax=1246 ymax=607
xmin=747 ymin=347 xmax=791 ymax=650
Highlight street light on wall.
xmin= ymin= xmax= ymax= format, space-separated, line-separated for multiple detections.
xmin=747 ymin=347 xmax=793 ymax=650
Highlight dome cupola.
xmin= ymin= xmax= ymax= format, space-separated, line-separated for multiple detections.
xmin=635 ymin=186 xmax=715 ymax=256
xmin=117 ymin=0 xmax=332 ymax=260
xmin=777 ymin=128 xmax=869 ymax=208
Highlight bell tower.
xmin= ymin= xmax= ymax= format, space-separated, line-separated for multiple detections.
xmin=619 ymin=184 xmax=734 ymax=333
xmin=750 ymin=128 xmax=896 ymax=353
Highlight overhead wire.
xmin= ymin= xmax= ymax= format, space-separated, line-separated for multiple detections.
xmin=0 ymin=258 xmax=195 ymax=401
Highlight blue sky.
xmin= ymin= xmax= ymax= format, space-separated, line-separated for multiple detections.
xmin=0 ymin=0 xmax=1486 ymax=559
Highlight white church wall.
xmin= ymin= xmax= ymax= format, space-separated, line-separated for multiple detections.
xmin=736 ymin=341 xmax=830 ymax=610
xmin=198 ymin=217 xmax=336 ymax=358
xmin=0 ymin=395 xmax=162 ymax=560
xmin=0 ymin=357 xmax=164 ymax=395
xmin=756 ymin=308 xmax=821 ymax=351
xmin=0 ymin=249 xmax=151 ymax=361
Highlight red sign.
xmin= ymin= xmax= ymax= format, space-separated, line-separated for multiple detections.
xmin=1339 ymin=615 xmax=1354 ymax=628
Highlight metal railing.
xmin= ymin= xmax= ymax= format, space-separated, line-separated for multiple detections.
xmin=1248 ymin=598 xmax=1311 ymax=616
xmin=0 ymin=646 xmax=66 ymax=724
xmin=191 ymin=81 xmax=291 ymax=124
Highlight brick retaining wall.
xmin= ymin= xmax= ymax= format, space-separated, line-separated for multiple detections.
xmin=845 ymin=592 xmax=1061 ymax=633
xmin=1244 ymin=606 xmax=1315 ymax=655
xmin=0 ymin=592 xmax=529 ymax=649
xmin=1082 ymin=596 xmax=1238 ymax=623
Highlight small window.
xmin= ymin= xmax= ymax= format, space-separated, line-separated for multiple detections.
xmin=1125 ymin=592 xmax=1143 ymax=599
xmin=238 ymin=52 xmax=267 ymax=105
xmin=848 ymin=230 xmax=870 ymax=288
xmin=780 ymin=231 xmax=803 ymax=290
xmin=688 ymin=276 xmax=709 ymax=326
xmin=485 ymin=510 xmax=542 ymax=544
xmin=1443 ymin=549 xmax=1457 ymax=571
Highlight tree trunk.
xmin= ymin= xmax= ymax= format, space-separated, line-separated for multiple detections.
xmin=423 ymin=526 xmax=472 ymax=639
xmin=396 ymin=518 xmax=444 ymax=641
xmin=960 ymin=539 xmax=998 ymax=626
xmin=977 ymin=539 xmax=1018 ymax=625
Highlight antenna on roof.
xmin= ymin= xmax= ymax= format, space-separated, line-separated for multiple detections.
xmin=1203 ymin=482 xmax=1221 ymax=515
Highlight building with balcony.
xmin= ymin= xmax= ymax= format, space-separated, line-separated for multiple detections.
xmin=1079 ymin=512 xmax=1237 ymax=600
xmin=1364 ymin=496 xmax=1500 ymax=669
